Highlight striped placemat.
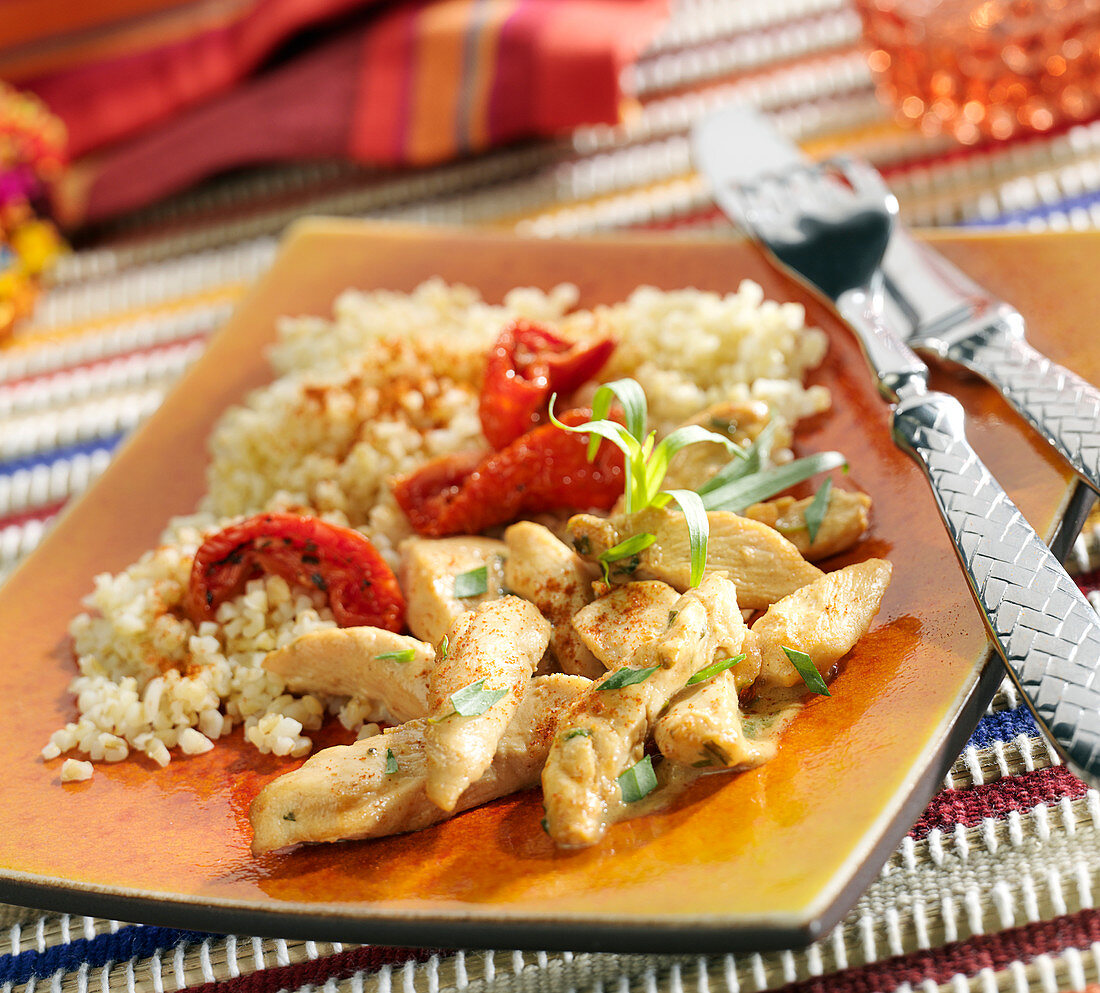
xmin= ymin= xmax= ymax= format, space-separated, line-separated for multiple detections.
xmin=5 ymin=1 xmax=1100 ymax=990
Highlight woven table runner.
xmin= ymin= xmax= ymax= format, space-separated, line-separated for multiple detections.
xmin=4 ymin=1 xmax=1100 ymax=990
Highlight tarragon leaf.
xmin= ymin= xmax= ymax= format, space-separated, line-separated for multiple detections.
xmin=644 ymin=424 xmax=742 ymax=508
xmin=598 ymin=532 xmax=656 ymax=582
xmin=699 ymin=451 xmax=846 ymax=513
xmin=449 ymin=677 xmax=509 ymax=716
xmin=661 ymin=488 xmax=709 ymax=588
xmin=804 ymin=477 xmax=833 ymax=545
xmin=453 ymin=565 xmax=488 ymax=599
xmin=686 ymin=653 xmax=745 ymax=686
xmin=618 ymin=755 xmax=658 ymax=804
xmin=783 ymin=646 xmax=831 ymax=696
xmin=375 ymin=648 xmax=416 ymax=663
xmin=599 ymin=665 xmax=662 ymax=691
xmin=696 ymin=420 xmax=779 ymax=496
xmin=589 ymin=378 xmax=648 ymax=451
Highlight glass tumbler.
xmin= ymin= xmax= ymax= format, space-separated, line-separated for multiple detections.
xmin=852 ymin=0 xmax=1100 ymax=144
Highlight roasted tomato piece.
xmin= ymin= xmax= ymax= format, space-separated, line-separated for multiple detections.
xmin=479 ymin=319 xmax=615 ymax=448
xmin=392 ymin=409 xmax=624 ymax=536
xmin=186 ymin=513 xmax=405 ymax=631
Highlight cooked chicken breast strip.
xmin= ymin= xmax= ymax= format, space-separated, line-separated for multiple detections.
xmin=262 ymin=627 xmax=433 ymax=724
xmin=569 ymin=506 xmax=822 ymax=609
xmin=503 ymin=521 xmax=603 ymax=678
xmin=399 ymin=536 xmax=507 ymax=644
xmin=425 ymin=595 xmax=550 ymax=811
xmin=541 ymin=574 xmax=744 ymax=847
xmin=754 ymin=558 xmax=893 ymax=689
xmin=250 ymin=674 xmax=589 ymax=854
xmin=743 ymin=489 xmax=871 ymax=561
xmin=571 ymin=581 xmax=680 ymax=669
xmin=654 ymin=630 xmax=773 ymax=770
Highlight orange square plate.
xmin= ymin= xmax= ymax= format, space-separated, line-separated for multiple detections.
xmin=0 ymin=221 xmax=1094 ymax=952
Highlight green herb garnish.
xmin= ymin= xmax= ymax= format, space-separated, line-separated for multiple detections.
xmin=438 ymin=635 xmax=449 ymax=660
xmin=618 ymin=755 xmax=658 ymax=803
xmin=599 ymin=665 xmax=662 ymax=691
xmin=384 ymin=748 xmax=399 ymax=774
xmin=447 ymin=677 xmax=509 ymax=717
xmin=453 ymin=565 xmax=488 ymax=599
xmin=375 ymin=648 xmax=416 ymax=663
xmin=598 ymin=532 xmax=656 ymax=583
xmin=698 ymin=449 xmax=847 ymax=513
xmin=686 ymin=653 xmax=745 ymax=686
xmin=550 ymin=379 xmax=742 ymax=589
xmin=283 ymin=811 xmax=296 ymax=822
xmin=562 ymin=727 xmax=592 ymax=740
xmin=783 ymin=646 xmax=831 ymax=696
xmin=804 ymin=477 xmax=833 ymax=544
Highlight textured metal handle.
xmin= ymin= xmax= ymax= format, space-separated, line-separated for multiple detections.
xmin=943 ymin=322 xmax=1100 ymax=497
xmin=893 ymin=390 xmax=1100 ymax=785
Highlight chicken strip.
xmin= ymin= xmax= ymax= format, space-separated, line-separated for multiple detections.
xmin=399 ymin=536 xmax=507 ymax=644
xmin=262 ymin=627 xmax=433 ymax=724
xmin=542 ymin=574 xmax=744 ymax=847
xmin=743 ymin=488 xmax=871 ymax=561
xmin=571 ymin=581 xmax=680 ymax=669
xmin=250 ymin=674 xmax=589 ymax=853
xmin=503 ymin=521 xmax=603 ymax=678
xmin=425 ymin=596 xmax=550 ymax=811
xmin=568 ymin=506 xmax=822 ymax=610
xmin=654 ymin=630 xmax=773 ymax=770
xmin=754 ymin=558 xmax=893 ymax=689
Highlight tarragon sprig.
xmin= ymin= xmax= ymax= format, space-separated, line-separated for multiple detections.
xmin=551 ymin=377 xmax=848 ymax=589
xmin=550 ymin=379 xmax=740 ymax=587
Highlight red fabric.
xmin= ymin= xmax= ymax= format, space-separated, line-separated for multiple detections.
xmin=771 ymin=908 xmax=1100 ymax=993
xmin=21 ymin=0 xmax=667 ymax=225
xmin=22 ymin=0 xmax=377 ymax=157
xmin=908 ymin=765 xmax=1088 ymax=839
xmin=178 ymin=945 xmax=440 ymax=993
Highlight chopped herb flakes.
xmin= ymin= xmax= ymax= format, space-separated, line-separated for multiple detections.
xmin=804 ymin=477 xmax=833 ymax=544
xmin=783 ymin=646 xmax=831 ymax=696
xmin=562 ymin=727 xmax=592 ymax=740
xmin=598 ymin=665 xmax=661 ymax=691
xmin=618 ymin=755 xmax=658 ymax=803
xmin=384 ymin=748 xmax=399 ymax=775
xmin=375 ymin=648 xmax=416 ymax=663
xmin=686 ymin=653 xmax=745 ymax=686
xmin=283 ymin=811 xmax=296 ymax=822
xmin=453 ymin=565 xmax=488 ymax=598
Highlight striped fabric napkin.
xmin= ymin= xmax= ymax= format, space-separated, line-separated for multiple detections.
xmin=3 ymin=0 xmax=668 ymax=226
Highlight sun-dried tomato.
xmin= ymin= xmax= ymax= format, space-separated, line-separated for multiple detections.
xmin=392 ymin=409 xmax=624 ymax=536
xmin=479 ymin=319 xmax=615 ymax=449
xmin=186 ymin=513 xmax=405 ymax=631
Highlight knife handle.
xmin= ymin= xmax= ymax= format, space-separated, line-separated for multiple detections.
xmin=942 ymin=319 xmax=1100 ymax=498
xmin=892 ymin=389 xmax=1100 ymax=785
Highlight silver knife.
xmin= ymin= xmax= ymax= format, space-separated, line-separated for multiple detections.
xmin=695 ymin=104 xmax=1100 ymax=497
xmin=693 ymin=111 xmax=1100 ymax=786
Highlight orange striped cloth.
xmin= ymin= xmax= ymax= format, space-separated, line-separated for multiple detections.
xmin=3 ymin=0 xmax=667 ymax=225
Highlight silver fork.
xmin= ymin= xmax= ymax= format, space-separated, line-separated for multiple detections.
xmin=730 ymin=158 xmax=1100 ymax=787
